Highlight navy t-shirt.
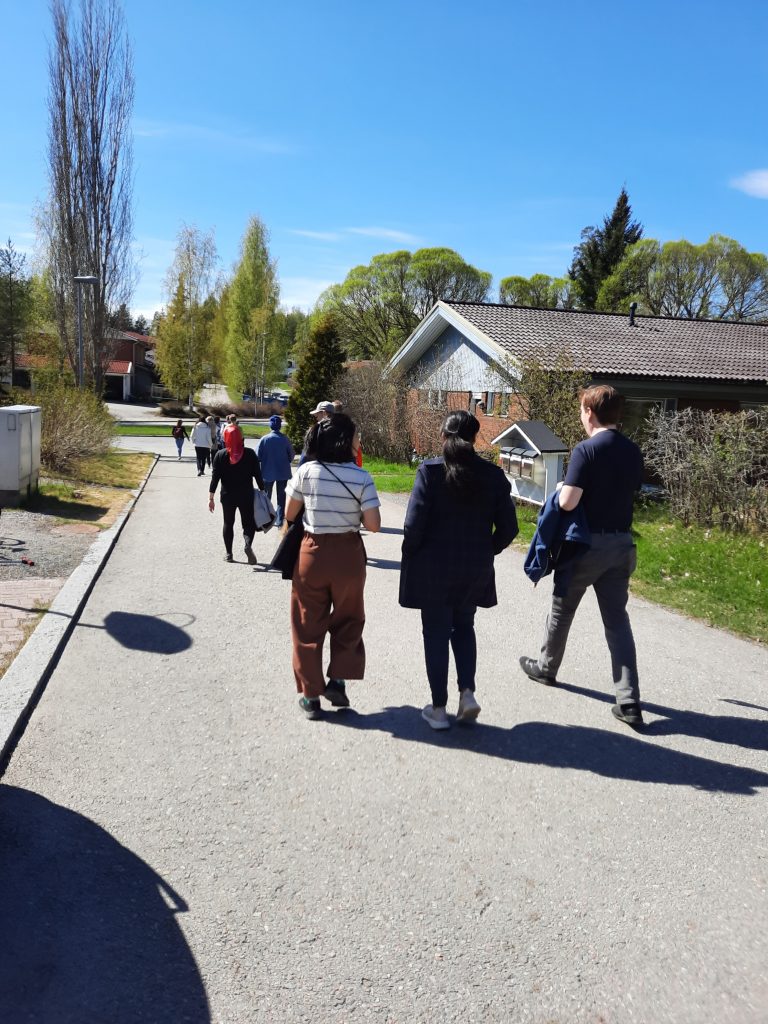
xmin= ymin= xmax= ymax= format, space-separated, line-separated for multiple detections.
xmin=564 ymin=429 xmax=643 ymax=532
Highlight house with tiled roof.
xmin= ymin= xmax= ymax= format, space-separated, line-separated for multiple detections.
xmin=13 ymin=330 xmax=158 ymax=400
xmin=389 ymin=300 xmax=768 ymax=443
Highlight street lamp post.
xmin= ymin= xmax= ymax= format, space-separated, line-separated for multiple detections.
xmin=73 ymin=274 xmax=99 ymax=388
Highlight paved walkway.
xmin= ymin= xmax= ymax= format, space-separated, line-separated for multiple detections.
xmin=0 ymin=579 xmax=67 ymax=671
xmin=1 ymin=449 xmax=767 ymax=1023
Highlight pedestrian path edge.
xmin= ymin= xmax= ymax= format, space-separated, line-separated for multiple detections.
xmin=0 ymin=454 xmax=160 ymax=776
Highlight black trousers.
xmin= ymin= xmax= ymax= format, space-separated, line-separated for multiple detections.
xmin=194 ymin=446 xmax=209 ymax=473
xmin=420 ymin=603 xmax=478 ymax=708
xmin=221 ymin=494 xmax=257 ymax=554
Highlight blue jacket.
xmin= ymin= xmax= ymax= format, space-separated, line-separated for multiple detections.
xmin=399 ymin=456 xmax=518 ymax=609
xmin=524 ymin=490 xmax=591 ymax=595
xmin=257 ymin=430 xmax=294 ymax=482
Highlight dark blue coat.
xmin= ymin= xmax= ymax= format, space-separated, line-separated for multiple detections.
xmin=523 ymin=489 xmax=591 ymax=595
xmin=399 ymin=456 xmax=518 ymax=609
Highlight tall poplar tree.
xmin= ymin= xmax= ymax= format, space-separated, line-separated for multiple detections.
xmin=568 ymin=188 xmax=643 ymax=310
xmin=225 ymin=217 xmax=279 ymax=401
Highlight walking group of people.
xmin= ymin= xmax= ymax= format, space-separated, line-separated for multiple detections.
xmin=198 ymin=385 xmax=646 ymax=731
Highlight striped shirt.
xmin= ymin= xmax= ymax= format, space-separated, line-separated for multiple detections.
xmin=286 ymin=461 xmax=380 ymax=534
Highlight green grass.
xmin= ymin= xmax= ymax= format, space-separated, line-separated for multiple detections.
xmin=631 ymin=504 xmax=767 ymax=643
xmin=69 ymin=451 xmax=154 ymax=487
xmin=116 ymin=423 xmax=268 ymax=439
xmin=365 ymin=457 xmax=417 ymax=493
xmin=512 ymin=497 xmax=767 ymax=643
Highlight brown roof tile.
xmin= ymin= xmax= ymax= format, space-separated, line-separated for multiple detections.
xmin=445 ymin=302 xmax=768 ymax=384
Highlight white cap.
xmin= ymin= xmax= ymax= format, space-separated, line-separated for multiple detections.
xmin=310 ymin=401 xmax=334 ymax=415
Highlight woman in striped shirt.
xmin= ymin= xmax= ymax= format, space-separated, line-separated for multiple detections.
xmin=284 ymin=414 xmax=381 ymax=718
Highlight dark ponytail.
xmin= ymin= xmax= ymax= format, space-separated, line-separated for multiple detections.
xmin=442 ymin=411 xmax=480 ymax=496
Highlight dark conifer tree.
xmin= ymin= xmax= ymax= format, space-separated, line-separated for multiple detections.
xmin=569 ymin=188 xmax=643 ymax=309
xmin=284 ymin=313 xmax=346 ymax=447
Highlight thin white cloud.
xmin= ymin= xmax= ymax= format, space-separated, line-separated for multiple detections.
xmin=289 ymin=229 xmax=341 ymax=242
xmin=133 ymin=118 xmax=295 ymax=155
xmin=730 ymin=169 xmax=768 ymax=199
xmin=279 ymin=276 xmax=334 ymax=311
xmin=346 ymin=226 xmax=421 ymax=245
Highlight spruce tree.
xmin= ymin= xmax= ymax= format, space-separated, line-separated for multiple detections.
xmin=285 ymin=313 xmax=346 ymax=447
xmin=568 ymin=188 xmax=643 ymax=309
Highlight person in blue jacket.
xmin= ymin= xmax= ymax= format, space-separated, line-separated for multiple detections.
xmin=257 ymin=415 xmax=295 ymax=527
xmin=399 ymin=410 xmax=518 ymax=730
xmin=518 ymin=385 xmax=645 ymax=727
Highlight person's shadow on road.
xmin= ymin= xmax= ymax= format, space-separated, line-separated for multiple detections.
xmin=323 ymin=705 xmax=768 ymax=795
xmin=0 ymin=786 xmax=210 ymax=1023
xmin=553 ymin=680 xmax=768 ymax=754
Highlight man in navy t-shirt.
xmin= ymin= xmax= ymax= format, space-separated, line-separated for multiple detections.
xmin=519 ymin=385 xmax=646 ymax=727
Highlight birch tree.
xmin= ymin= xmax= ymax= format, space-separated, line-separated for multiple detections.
xmin=155 ymin=225 xmax=217 ymax=407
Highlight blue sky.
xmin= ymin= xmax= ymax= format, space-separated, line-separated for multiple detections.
xmin=2 ymin=0 xmax=768 ymax=319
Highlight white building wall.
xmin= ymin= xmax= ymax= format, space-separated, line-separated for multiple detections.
xmin=409 ymin=325 xmax=513 ymax=392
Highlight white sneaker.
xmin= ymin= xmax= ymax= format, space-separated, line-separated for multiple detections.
xmin=457 ymin=689 xmax=481 ymax=722
xmin=421 ymin=705 xmax=450 ymax=730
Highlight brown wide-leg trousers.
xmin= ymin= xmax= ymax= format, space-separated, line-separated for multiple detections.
xmin=291 ymin=531 xmax=367 ymax=698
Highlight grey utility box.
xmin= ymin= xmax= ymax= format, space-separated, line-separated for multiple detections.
xmin=491 ymin=420 xmax=568 ymax=506
xmin=0 ymin=405 xmax=41 ymax=506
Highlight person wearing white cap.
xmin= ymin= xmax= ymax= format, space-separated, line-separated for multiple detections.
xmin=310 ymin=401 xmax=334 ymax=419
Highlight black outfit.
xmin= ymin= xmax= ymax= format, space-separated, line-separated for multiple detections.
xmin=209 ymin=448 xmax=264 ymax=555
xmin=399 ymin=455 xmax=518 ymax=707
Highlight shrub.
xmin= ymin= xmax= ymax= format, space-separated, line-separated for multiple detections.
xmin=643 ymin=407 xmax=768 ymax=532
xmin=333 ymin=362 xmax=413 ymax=461
xmin=34 ymin=382 xmax=115 ymax=472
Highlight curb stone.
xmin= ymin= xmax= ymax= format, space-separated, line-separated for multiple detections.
xmin=0 ymin=454 xmax=160 ymax=776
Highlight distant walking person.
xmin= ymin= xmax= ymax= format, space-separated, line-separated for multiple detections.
xmin=171 ymin=419 xmax=189 ymax=460
xmin=518 ymin=385 xmax=645 ymax=727
xmin=191 ymin=416 xmax=212 ymax=476
xmin=399 ymin=411 xmax=518 ymax=730
xmin=284 ymin=413 xmax=381 ymax=719
xmin=208 ymin=428 xmax=265 ymax=564
xmin=257 ymin=415 xmax=295 ymax=527
xmin=206 ymin=415 xmax=218 ymax=466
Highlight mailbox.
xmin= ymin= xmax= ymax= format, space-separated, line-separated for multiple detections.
xmin=0 ymin=405 xmax=41 ymax=506
xmin=492 ymin=420 xmax=567 ymax=506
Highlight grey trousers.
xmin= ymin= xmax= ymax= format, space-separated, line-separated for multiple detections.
xmin=538 ymin=533 xmax=640 ymax=705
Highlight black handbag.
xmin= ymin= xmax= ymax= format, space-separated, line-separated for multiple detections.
xmin=269 ymin=519 xmax=305 ymax=579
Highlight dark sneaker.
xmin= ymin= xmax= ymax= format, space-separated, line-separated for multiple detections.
xmin=323 ymin=679 xmax=350 ymax=708
xmin=518 ymin=656 xmax=556 ymax=685
xmin=612 ymin=702 xmax=645 ymax=728
xmin=298 ymin=696 xmax=322 ymax=720
xmin=224 ymin=553 xmax=234 ymax=562
xmin=243 ymin=539 xmax=257 ymax=565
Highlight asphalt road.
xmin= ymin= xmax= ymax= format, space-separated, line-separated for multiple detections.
xmin=1 ymin=452 xmax=766 ymax=1023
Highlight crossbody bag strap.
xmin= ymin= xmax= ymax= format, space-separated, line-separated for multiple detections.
xmin=317 ymin=461 xmax=362 ymax=507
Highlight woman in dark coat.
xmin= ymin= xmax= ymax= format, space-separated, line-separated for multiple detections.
xmin=399 ymin=411 xmax=518 ymax=730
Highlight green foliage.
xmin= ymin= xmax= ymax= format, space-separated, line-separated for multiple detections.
xmin=642 ymin=407 xmax=768 ymax=532
xmin=285 ymin=313 xmax=346 ymax=447
xmin=568 ymin=188 xmax=643 ymax=309
xmin=320 ymin=247 xmax=492 ymax=360
xmin=155 ymin=279 xmax=208 ymax=402
xmin=492 ymin=347 xmax=591 ymax=452
xmin=225 ymin=217 xmax=279 ymax=397
xmin=0 ymin=238 xmax=33 ymax=376
xmin=597 ymin=234 xmax=768 ymax=320
xmin=32 ymin=380 xmax=115 ymax=471
xmin=499 ymin=273 xmax=575 ymax=308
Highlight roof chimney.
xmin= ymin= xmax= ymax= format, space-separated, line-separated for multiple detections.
xmin=629 ymin=301 xmax=638 ymax=326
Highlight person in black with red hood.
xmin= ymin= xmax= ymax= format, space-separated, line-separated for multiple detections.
xmin=208 ymin=423 xmax=264 ymax=565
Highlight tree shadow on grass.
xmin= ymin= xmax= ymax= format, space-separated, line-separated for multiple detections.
xmin=23 ymin=493 xmax=109 ymax=522
xmin=323 ymin=706 xmax=768 ymax=795
xmin=0 ymin=786 xmax=210 ymax=1023
xmin=551 ymin=680 xmax=768 ymax=754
